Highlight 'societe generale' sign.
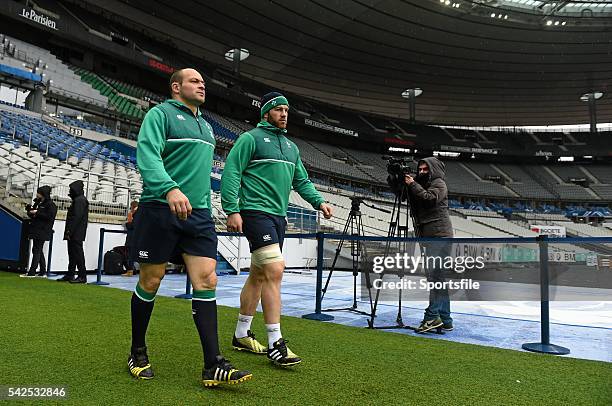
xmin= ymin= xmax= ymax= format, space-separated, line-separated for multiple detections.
xmin=19 ymin=8 xmax=58 ymax=30
xmin=530 ymin=225 xmax=566 ymax=238
xmin=250 ymin=98 xmax=359 ymax=137
xmin=148 ymin=59 xmax=174 ymax=74
xmin=304 ymin=118 xmax=359 ymax=137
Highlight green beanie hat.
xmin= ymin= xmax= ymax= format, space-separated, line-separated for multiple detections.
xmin=260 ymin=92 xmax=289 ymax=118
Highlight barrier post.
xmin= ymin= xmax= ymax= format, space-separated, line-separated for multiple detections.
xmin=175 ymin=273 xmax=192 ymax=299
xmin=522 ymin=235 xmax=570 ymax=355
xmin=90 ymin=228 xmax=110 ymax=286
xmin=45 ymin=230 xmax=56 ymax=277
xmin=303 ymin=232 xmax=334 ymax=321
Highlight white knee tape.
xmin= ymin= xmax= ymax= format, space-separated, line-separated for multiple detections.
xmin=251 ymin=244 xmax=283 ymax=267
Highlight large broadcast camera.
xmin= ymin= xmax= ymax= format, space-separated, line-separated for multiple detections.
xmin=382 ymin=156 xmax=418 ymax=200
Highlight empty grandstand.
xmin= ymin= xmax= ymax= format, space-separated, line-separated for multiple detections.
xmin=1 ymin=1 xmax=611 ymax=404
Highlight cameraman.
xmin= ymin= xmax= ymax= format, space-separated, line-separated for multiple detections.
xmin=21 ymin=186 xmax=57 ymax=278
xmin=404 ymin=157 xmax=454 ymax=333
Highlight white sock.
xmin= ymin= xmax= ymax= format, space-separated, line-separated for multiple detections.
xmin=235 ymin=314 xmax=253 ymax=338
xmin=266 ymin=323 xmax=282 ymax=348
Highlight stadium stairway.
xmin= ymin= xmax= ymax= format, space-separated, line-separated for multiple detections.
xmin=1 ymin=35 xmax=109 ymax=108
xmin=571 ymin=241 xmax=612 ymax=256
xmin=59 ymin=114 xmax=114 ymax=136
xmin=0 ymin=185 xmax=29 ymax=214
xmin=71 ymin=67 xmax=146 ymax=121
xmin=102 ymin=75 xmax=163 ymax=103
xmin=216 ymin=254 xmax=234 ymax=275
xmin=472 ymin=217 xmax=532 ymax=238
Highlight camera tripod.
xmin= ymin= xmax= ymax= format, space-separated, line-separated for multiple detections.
xmin=367 ymin=185 xmax=423 ymax=331
xmin=320 ymin=197 xmax=374 ymax=316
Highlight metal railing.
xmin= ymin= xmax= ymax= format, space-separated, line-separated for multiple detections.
xmin=36 ymin=163 xmax=141 ymax=217
xmin=0 ymin=143 xmax=38 ymax=199
xmin=47 ymin=85 xmax=108 ymax=108
xmin=0 ymin=140 xmax=141 ymax=216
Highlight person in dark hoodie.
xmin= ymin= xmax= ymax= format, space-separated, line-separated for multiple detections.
xmin=58 ymin=180 xmax=89 ymax=283
xmin=21 ymin=185 xmax=57 ymax=278
xmin=404 ymin=157 xmax=454 ymax=333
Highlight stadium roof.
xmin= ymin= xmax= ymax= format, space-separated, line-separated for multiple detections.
xmin=473 ymin=1 xmax=612 ymax=18
xmin=68 ymin=0 xmax=612 ymax=126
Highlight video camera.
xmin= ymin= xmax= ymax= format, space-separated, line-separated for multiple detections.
xmin=382 ymin=156 xmax=418 ymax=199
xmin=25 ymin=197 xmax=41 ymax=212
xmin=350 ymin=196 xmax=364 ymax=212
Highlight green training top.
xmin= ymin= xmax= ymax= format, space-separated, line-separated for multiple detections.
xmin=137 ymin=99 xmax=216 ymax=209
xmin=221 ymin=121 xmax=324 ymax=217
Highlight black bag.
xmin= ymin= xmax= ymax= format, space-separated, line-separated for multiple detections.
xmin=103 ymin=250 xmax=124 ymax=275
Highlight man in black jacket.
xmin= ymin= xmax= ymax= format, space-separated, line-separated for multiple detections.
xmin=58 ymin=180 xmax=89 ymax=283
xmin=21 ymin=185 xmax=57 ymax=278
xmin=404 ymin=157 xmax=454 ymax=333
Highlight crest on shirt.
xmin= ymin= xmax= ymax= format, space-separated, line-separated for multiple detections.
xmin=176 ymin=114 xmax=186 ymax=120
xmin=286 ymin=141 xmax=291 ymax=148
xmin=264 ymin=137 xmax=271 ymax=143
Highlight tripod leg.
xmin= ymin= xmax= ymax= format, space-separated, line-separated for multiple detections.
xmin=368 ymin=270 xmax=385 ymax=328
xmin=367 ymin=196 xmax=398 ymax=328
xmin=356 ymin=213 xmax=375 ymax=313
xmin=351 ymin=272 xmax=358 ymax=310
xmin=350 ymin=213 xmax=361 ymax=310
xmin=321 ymin=215 xmax=351 ymax=300
xmin=368 ymin=193 xmax=408 ymax=329
xmin=396 ymin=283 xmax=404 ymax=327
xmin=364 ymin=269 xmax=375 ymax=314
xmin=396 ymin=203 xmax=409 ymax=328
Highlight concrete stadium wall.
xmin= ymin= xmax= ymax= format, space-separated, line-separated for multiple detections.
xmin=29 ymin=220 xmax=126 ymax=273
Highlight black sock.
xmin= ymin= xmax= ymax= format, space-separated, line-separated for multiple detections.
xmin=131 ymin=283 xmax=156 ymax=352
xmin=192 ymin=290 xmax=220 ymax=369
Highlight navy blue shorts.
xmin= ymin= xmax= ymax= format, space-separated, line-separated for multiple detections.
xmin=130 ymin=202 xmax=217 ymax=263
xmin=241 ymin=210 xmax=287 ymax=252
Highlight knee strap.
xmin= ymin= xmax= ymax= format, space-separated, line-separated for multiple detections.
xmin=251 ymin=244 xmax=283 ymax=267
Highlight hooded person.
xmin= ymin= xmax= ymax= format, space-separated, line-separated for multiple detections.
xmin=404 ymin=157 xmax=454 ymax=333
xmin=21 ymin=185 xmax=57 ymax=277
xmin=28 ymin=186 xmax=57 ymax=241
xmin=406 ymin=157 xmax=453 ymax=238
xmin=58 ymin=180 xmax=89 ymax=283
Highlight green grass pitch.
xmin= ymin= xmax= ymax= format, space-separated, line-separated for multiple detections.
xmin=1 ymin=272 xmax=610 ymax=405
